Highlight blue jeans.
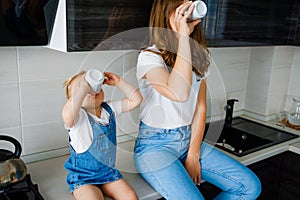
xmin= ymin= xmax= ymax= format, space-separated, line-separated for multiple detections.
xmin=134 ymin=122 xmax=261 ymax=200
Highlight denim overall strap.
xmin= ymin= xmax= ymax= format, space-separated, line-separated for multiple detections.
xmin=85 ymin=102 xmax=117 ymax=168
xmin=101 ymin=102 xmax=115 ymax=121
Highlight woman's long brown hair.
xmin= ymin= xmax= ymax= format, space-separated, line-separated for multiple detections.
xmin=147 ymin=0 xmax=210 ymax=77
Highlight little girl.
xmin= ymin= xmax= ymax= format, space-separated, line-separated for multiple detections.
xmin=62 ymin=70 xmax=141 ymax=200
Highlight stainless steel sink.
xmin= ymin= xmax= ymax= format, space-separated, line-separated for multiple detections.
xmin=204 ymin=117 xmax=299 ymax=157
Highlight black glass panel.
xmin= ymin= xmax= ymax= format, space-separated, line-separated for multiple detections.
xmin=67 ymin=0 xmax=153 ymax=51
xmin=203 ymin=0 xmax=300 ymax=47
xmin=0 ymin=0 xmax=59 ymax=46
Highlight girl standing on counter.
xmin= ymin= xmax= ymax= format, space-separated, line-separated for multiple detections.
xmin=62 ymin=70 xmax=141 ymax=200
xmin=134 ymin=0 xmax=261 ymax=199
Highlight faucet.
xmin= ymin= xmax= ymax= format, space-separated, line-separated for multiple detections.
xmin=224 ymin=99 xmax=239 ymax=127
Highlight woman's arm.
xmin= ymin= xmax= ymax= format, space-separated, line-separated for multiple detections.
xmin=144 ymin=2 xmax=201 ymax=102
xmin=104 ymin=72 xmax=142 ymax=113
xmin=184 ymin=79 xmax=207 ymax=184
xmin=62 ymin=75 xmax=90 ymax=128
xmin=145 ymin=35 xmax=192 ymax=102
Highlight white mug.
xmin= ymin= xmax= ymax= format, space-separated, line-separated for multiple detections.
xmin=85 ymin=69 xmax=104 ymax=93
xmin=186 ymin=0 xmax=207 ymax=21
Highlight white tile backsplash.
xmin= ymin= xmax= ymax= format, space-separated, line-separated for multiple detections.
xmin=18 ymin=47 xmax=86 ymax=81
xmin=288 ymin=47 xmax=300 ymax=101
xmin=219 ymin=65 xmax=249 ymax=94
xmin=266 ymin=93 xmax=287 ymax=116
xmin=288 ymin=68 xmax=300 ymax=97
xmin=246 ymin=66 xmax=271 ymax=94
xmin=20 ymin=79 xmax=65 ymax=125
xmin=82 ymin=50 xmax=125 ymax=74
xmin=0 ymin=82 xmax=21 ymax=129
xmin=272 ymin=46 xmax=294 ymax=68
xmin=0 ymin=47 xmax=18 ymax=82
xmin=206 ymin=59 xmax=228 ymax=119
xmin=286 ymin=67 xmax=300 ymax=110
xmin=250 ymin=46 xmax=274 ymax=64
xmin=245 ymin=91 xmax=268 ymax=115
xmin=292 ymin=47 xmax=300 ymax=69
xmin=269 ymin=66 xmax=291 ymax=94
xmin=265 ymin=46 xmax=294 ymax=116
xmin=22 ymin=121 xmax=67 ymax=155
xmin=123 ymin=50 xmax=139 ymax=74
xmin=117 ymin=67 xmax=140 ymax=135
xmin=1 ymin=45 xmax=299 ymax=161
xmin=209 ymin=47 xmax=251 ymax=67
xmin=244 ymin=47 xmax=274 ymax=117
xmin=209 ymin=47 xmax=250 ymax=114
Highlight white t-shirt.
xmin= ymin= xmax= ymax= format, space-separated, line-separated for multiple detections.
xmin=136 ymin=45 xmax=209 ymax=129
xmin=65 ymin=100 xmax=121 ymax=153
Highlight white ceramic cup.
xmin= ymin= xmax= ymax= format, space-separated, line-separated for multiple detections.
xmin=85 ymin=69 xmax=104 ymax=94
xmin=186 ymin=0 xmax=207 ymax=21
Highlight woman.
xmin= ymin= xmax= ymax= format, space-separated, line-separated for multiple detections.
xmin=134 ymin=0 xmax=261 ymax=199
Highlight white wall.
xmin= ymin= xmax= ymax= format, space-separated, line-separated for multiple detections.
xmin=244 ymin=46 xmax=297 ymax=121
xmin=207 ymin=47 xmax=251 ymax=120
xmin=0 ymin=45 xmax=299 ymax=162
xmin=287 ymin=47 xmax=300 ymax=109
xmin=208 ymin=46 xmax=299 ymax=122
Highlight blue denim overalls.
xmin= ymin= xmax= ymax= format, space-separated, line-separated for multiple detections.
xmin=64 ymin=102 xmax=123 ymax=192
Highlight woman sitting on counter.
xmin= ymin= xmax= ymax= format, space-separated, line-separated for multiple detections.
xmin=133 ymin=0 xmax=262 ymax=199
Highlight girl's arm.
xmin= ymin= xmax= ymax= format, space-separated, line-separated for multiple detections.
xmin=184 ymin=79 xmax=207 ymax=184
xmin=62 ymin=75 xmax=90 ymax=128
xmin=104 ymin=72 xmax=142 ymax=113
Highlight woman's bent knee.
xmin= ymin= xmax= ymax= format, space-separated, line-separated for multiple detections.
xmin=239 ymin=170 xmax=262 ymax=199
xmin=246 ymin=173 xmax=262 ymax=199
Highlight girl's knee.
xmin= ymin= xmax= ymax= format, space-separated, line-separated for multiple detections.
xmin=73 ymin=184 xmax=104 ymax=200
xmin=124 ymin=189 xmax=138 ymax=200
xmin=103 ymin=180 xmax=138 ymax=200
xmin=114 ymin=188 xmax=138 ymax=200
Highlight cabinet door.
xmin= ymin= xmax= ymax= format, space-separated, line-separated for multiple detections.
xmin=249 ymin=151 xmax=300 ymax=200
xmin=278 ymin=151 xmax=300 ymax=200
xmin=296 ymin=24 xmax=300 ymax=46
xmin=67 ymin=0 xmax=153 ymax=51
xmin=203 ymin=0 xmax=298 ymax=47
xmin=248 ymin=153 xmax=282 ymax=199
xmin=294 ymin=2 xmax=300 ymax=46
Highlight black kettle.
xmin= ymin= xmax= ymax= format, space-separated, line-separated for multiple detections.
xmin=0 ymin=135 xmax=27 ymax=188
xmin=0 ymin=135 xmax=45 ymax=200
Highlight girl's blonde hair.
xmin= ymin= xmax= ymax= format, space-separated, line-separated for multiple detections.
xmin=63 ymin=71 xmax=86 ymax=99
xmin=148 ymin=0 xmax=210 ymax=77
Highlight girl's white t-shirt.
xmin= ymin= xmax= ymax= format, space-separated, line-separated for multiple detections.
xmin=65 ymin=100 xmax=121 ymax=153
xmin=136 ymin=45 xmax=209 ymax=129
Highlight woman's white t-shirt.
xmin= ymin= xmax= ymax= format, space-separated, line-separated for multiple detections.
xmin=65 ymin=100 xmax=121 ymax=153
xmin=136 ymin=45 xmax=209 ymax=129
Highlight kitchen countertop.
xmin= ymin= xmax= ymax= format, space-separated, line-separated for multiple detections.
xmin=26 ymin=155 xmax=161 ymax=200
xmin=26 ymin=116 xmax=300 ymax=200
